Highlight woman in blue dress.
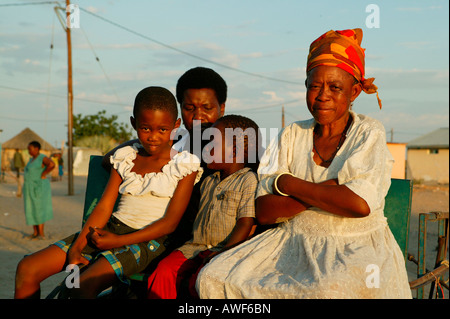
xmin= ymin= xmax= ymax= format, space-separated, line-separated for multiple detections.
xmin=23 ymin=141 xmax=55 ymax=239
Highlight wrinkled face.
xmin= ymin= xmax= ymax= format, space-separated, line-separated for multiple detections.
xmin=131 ymin=109 xmax=180 ymax=156
xmin=181 ymin=88 xmax=225 ymax=131
xmin=306 ymin=65 xmax=361 ymax=125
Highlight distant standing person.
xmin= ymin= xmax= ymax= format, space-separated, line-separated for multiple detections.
xmin=13 ymin=149 xmax=25 ymax=197
xmin=13 ymin=149 xmax=24 ymax=178
xmin=57 ymin=153 xmax=64 ymax=181
xmin=50 ymin=154 xmax=59 ymax=181
xmin=23 ymin=141 xmax=55 ymax=239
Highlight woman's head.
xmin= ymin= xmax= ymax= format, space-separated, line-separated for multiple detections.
xmin=27 ymin=141 xmax=41 ymax=157
xmin=306 ymin=65 xmax=362 ymax=126
xmin=306 ymin=28 xmax=381 ymax=110
xmin=176 ymin=67 xmax=227 ymax=131
xmin=131 ymin=87 xmax=181 ymax=155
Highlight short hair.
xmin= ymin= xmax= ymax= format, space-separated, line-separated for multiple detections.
xmin=28 ymin=141 xmax=41 ymax=150
xmin=176 ymin=67 xmax=227 ymax=105
xmin=133 ymin=86 xmax=178 ymax=121
xmin=214 ymin=114 xmax=260 ymax=171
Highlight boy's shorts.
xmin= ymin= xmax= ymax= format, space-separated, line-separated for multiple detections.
xmin=53 ymin=216 xmax=167 ymax=284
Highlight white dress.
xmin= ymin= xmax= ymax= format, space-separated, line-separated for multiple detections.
xmin=110 ymin=144 xmax=203 ymax=230
xmin=197 ymin=111 xmax=412 ymax=299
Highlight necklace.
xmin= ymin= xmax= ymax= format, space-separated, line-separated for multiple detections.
xmin=313 ymin=116 xmax=352 ymax=164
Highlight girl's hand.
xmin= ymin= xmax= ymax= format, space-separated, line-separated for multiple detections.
xmin=67 ymin=247 xmax=90 ymax=267
xmin=89 ymin=227 xmax=121 ymax=250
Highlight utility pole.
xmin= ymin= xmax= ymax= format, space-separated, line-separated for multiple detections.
xmin=390 ymin=128 xmax=394 ymax=143
xmin=281 ymin=106 xmax=285 ymax=128
xmin=55 ymin=1 xmax=74 ymax=195
xmin=66 ymin=0 xmax=74 ymax=195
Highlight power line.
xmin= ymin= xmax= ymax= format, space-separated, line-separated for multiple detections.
xmin=0 ymin=83 xmax=300 ymax=120
xmin=0 ymin=115 xmax=65 ymax=122
xmin=0 ymin=1 xmax=59 ymax=7
xmin=1 ymin=82 xmax=301 ymax=116
xmin=231 ymin=99 xmax=301 ymax=115
xmin=78 ymin=7 xmax=302 ymax=85
xmin=248 ymin=99 xmax=300 ymax=111
xmin=0 ymin=84 xmax=128 ymax=107
xmin=2 ymin=1 xmax=304 ymax=109
xmin=1 ymin=84 xmax=304 ymax=117
xmin=79 ymin=26 xmax=122 ymax=105
xmin=43 ymin=11 xmax=56 ymax=142
xmin=2 ymin=1 xmax=306 ymax=124
xmin=1 ymin=2 xmax=303 ymax=85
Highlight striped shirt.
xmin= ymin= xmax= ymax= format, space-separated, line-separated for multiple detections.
xmin=178 ymin=167 xmax=257 ymax=259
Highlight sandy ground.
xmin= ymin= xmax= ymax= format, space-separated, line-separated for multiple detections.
xmin=0 ymin=173 xmax=85 ymax=299
xmin=0 ymin=172 xmax=448 ymax=299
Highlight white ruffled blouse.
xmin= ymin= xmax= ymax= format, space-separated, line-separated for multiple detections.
xmin=110 ymin=144 xmax=202 ymax=230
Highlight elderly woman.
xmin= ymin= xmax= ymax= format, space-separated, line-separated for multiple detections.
xmin=196 ymin=29 xmax=411 ymax=299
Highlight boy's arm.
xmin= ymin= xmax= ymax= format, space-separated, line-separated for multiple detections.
xmin=202 ymin=217 xmax=254 ymax=263
xmin=206 ymin=173 xmax=258 ymax=260
xmin=220 ymin=216 xmax=255 ymax=250
xmin=223 ymin=172 xmax=258 ymax=248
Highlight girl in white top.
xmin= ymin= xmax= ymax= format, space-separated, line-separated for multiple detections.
xmin=15 ymin=87 xmax=202 ymax=299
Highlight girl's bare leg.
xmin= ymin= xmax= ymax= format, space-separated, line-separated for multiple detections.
xmin=31 ymin=225 xmax=38 ymax=237
xmin=16 ymin=245 xmax=118 ymax=299
xmin=15 ymin=245 xmax=67 ymax=299
xmin=69 ymin=256 xmax=117 ymax=299
xmin=36 ymin=224 xmax=45 ymax=238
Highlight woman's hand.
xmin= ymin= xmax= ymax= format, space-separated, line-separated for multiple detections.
xmin=276 ymin=174 xmax=370 ymax=218
xmin=89 ymin=227 xmax=122 ymax=250
xmin=41 ymin=156 xmax=55 ymax=179
xmin=256 ymin=177 xmax=342 ymax=225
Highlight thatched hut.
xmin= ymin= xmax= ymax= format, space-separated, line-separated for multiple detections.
xmin=1 ymin=128 xmax=57 ymax=172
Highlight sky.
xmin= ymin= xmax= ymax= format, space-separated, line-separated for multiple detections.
xmin=0 ymin=0 xmax=448 ymax=150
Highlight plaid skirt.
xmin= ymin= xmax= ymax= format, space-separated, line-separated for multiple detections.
xmin=53 ymin=216 xmax=167 ymax=284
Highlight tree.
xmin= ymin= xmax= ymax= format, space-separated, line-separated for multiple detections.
xmin=73 ymin=110 xmax=133 ymax=153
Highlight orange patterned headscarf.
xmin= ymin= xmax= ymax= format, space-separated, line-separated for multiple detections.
xmin=307 ymin=28 xmax=382 ymax=109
